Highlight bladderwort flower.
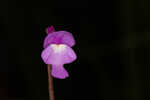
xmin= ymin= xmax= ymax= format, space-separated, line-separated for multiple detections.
xmin=41 ymin=26 xmax=77 ymax=79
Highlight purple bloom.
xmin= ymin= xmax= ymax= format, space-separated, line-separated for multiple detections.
xmin=41 ymin=26 xmax=77 ymax=79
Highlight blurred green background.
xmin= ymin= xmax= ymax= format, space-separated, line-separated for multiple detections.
xmin=0 ymin=0 xmax=150 ymax=100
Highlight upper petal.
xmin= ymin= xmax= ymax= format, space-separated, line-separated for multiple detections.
xmin=43 ymin=31 xmax=75 ymax=48
xmin=41 ymin=44 xmax=77 ymax=65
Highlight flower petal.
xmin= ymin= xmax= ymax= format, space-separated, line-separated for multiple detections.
xmin=41 ymin=44 xmax=77 ymax=65
xmin=43 ymin=31 xmax=75 ymax=48
xmin=51 ymin=64 xmax=69 ymax=79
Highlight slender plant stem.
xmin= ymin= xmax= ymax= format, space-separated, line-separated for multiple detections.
xmin=47 ymin=64 xmax=55 ymax=100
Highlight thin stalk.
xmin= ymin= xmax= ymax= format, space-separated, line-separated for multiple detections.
xmin=47 ymin=64 xmax=55 ymax=100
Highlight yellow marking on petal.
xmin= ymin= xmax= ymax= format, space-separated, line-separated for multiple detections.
xmin=51 ymin=44 xmax=66 ymax=53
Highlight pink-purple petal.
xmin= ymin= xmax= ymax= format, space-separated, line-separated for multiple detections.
xmin=43 ymin=31 xmax=75 ymax=48
xmin=41 ymin=44 xmax=77 ymax=65
xmin=51 ymin=64 xmax=69 ymax=79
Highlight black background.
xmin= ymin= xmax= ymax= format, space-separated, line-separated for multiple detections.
xmin=0 ymin=0 xmax=150 ymax=100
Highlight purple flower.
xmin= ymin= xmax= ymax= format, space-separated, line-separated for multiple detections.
xmin=41 ymin=26 xmax=77 ymax=79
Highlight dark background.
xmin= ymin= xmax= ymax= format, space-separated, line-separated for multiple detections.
xmin=0 ymin=0 xmax=150 ymax=100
